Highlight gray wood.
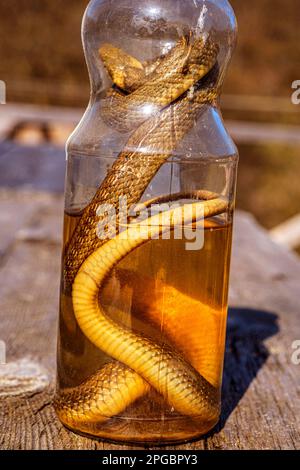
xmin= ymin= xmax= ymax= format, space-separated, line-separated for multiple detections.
xmin=270 ymin=214 xmax=300 ymax=250
xmin=0 ymin=142 xmax=66 ymax=193
xmin=0 ymin=188 xmax=299 ymax=450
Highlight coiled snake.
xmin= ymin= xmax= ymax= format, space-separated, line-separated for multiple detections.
xmin=55 ymin=34 xmax=228 ymax=430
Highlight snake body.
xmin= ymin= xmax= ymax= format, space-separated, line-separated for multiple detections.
xmin=56 ymin=33 xmax=227 ymax=431
xmin=101 ymin=36 xmax=219 ymax=133
xmin=63 ymin=42 xmax=219 ymax=287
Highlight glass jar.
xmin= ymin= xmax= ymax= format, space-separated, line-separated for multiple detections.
xmin=55 ymin=0 xmax=238 ymax=445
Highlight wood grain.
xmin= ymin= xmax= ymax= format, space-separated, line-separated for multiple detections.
xmin=0 ymin=188 xmax=299 ymax=450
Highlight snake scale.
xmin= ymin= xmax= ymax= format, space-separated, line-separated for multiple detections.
xmin=55 ymin=33 xmax=228 ymax=429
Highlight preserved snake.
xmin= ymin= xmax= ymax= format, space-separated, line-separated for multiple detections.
xmin=55 ymin=33 xmax=227 ymax=429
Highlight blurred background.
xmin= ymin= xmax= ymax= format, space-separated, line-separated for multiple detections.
xmin=0 ymin=0 xmax=299 ymax=252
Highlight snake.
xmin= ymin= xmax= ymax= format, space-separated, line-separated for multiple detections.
xmin=55 ymin=33 xmax=228 ymax=430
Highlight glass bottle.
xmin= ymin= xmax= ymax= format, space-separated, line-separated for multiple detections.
xmin=55 ymin=0 xmax=238 ymax=445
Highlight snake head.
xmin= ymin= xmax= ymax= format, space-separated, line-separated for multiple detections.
xmin=99 ymin=43 xmax=145 ymax=91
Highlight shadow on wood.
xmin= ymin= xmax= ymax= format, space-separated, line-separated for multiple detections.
xmin=214 ymin=307 xmax=279 ymax=434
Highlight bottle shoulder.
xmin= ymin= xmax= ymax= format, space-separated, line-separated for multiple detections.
xmin=67 ymin=101 xmax=238 ymax=162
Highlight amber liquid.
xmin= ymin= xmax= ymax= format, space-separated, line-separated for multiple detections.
xmin=57 ymin=210 xmax=232 ymax=444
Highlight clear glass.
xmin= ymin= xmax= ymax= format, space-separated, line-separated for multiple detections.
xmin=55 ymin=0 xmax=238 ymax=444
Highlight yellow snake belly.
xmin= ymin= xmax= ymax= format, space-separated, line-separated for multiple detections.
xmin=55 ymin=34 xmax=226 ymax=430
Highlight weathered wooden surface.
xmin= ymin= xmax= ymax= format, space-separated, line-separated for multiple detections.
xmin=0 ymin=142 xmax=65 ymax=193
xmin=0 ymin=186 xmax=299 ymax=450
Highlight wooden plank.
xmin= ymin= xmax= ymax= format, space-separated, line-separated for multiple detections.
xmin=0 ymin=189 xmax=63 ymax=260
xmin=0 ymin=190 xmax=299 ymax=449
xmin=2 ymin=104 xmax=300 ymax=146
xmin=0 ymin=142 xmax=66 ymax=193
xmin=0 ymin=103 xmax=82 ymax=126
xmin=270 ymin=214 xmax=300 ymax=249
xmin=221 ymin=94 xmax=300 ymax=114
xmin=226 ymin=120 xmax=300 ymax=145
